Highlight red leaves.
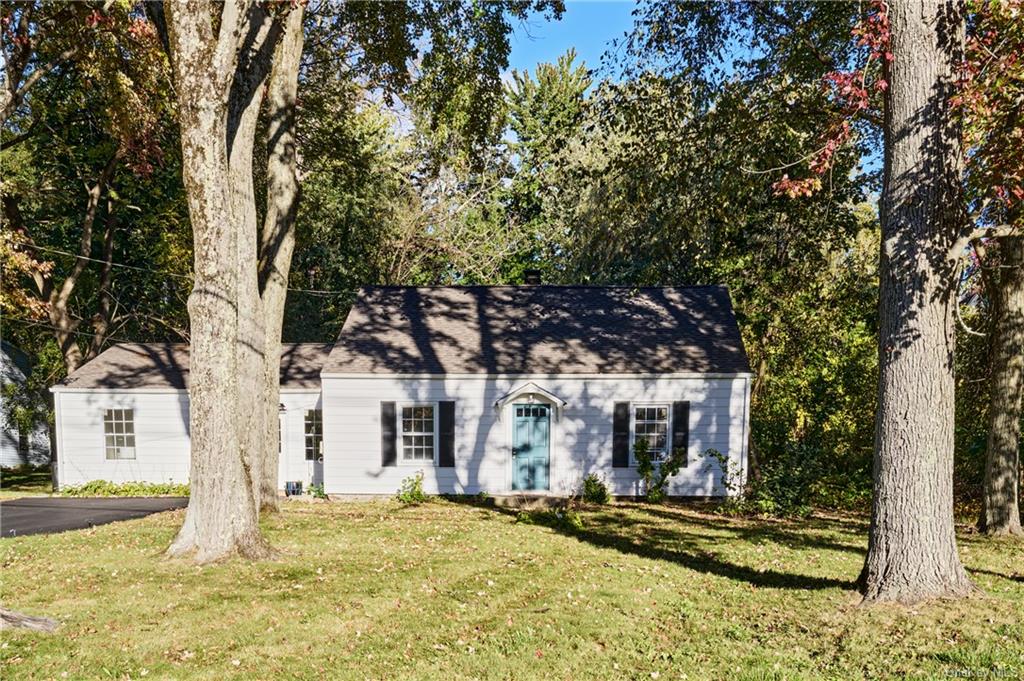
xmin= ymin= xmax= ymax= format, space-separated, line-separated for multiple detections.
xmin=772 ymin=0 xmax=891 ymax=199
xmin=772 ymin=175 xmax=822 ymax=199
xmin=851 ymin=0 xmax=891 ymax=63
xmin=84 ymin=9 xmax=113 ymax=29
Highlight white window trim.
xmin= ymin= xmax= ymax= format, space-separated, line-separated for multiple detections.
xmin=629 ymin=402 xmax=672 ymax=466
xmin=103 ymin=408 xmax=137 ymax=461
xmin=397 ymin=402 xmax=439 ymax=466
xmin=303 ymin=409 xmax=324 ymax=462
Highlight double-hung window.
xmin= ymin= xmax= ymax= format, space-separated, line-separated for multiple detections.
xmin=631 ymin=404 xmax=670 ymax=463
xmin=400 ymin=404 xmax=436 ymax=463
xmin=104 ymin=409 xmax=136 ymax=460
xmin=304 ymin=409 xmax=323 ymax=461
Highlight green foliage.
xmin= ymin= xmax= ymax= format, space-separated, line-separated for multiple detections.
xmin=60 ymin=480 xmax=189 ymax=497
xmin=1 ymin=13 xmax=189 ymax=366
xmin=743 ymin=445 xmax=817 ymax=518
xmin=634 ymin=440 xmax=687 ymax=503
xmin=307 ymin=484 xmax=328 ymax=500
xmin=708 ymin=444 xmax=861 ymax=519
xmin=396 ymin=471 xmax=427 ymax=505
xmin=634 ymin=439 xmax=655 ymax=495
xmin=953 ymin=307 xmax=995 ymax=507
xmin=580 ymin=473 xmax=610 ymax=505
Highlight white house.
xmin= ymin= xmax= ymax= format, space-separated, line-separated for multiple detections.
xmin=51 ymin=285 xmax=752 ymax=497
xmin=2 ymin=341 xmax=51 ymax=468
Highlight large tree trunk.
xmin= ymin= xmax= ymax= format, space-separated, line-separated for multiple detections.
xmin=979 ymin=235 xmax=1024 ymax=536
xmin=164 ymin=0 xmax=268 ymax=563
xmin=258 ymin=6 xmax=305 ymax=511
xmin=860 ymin=0 xmax=975 ymax=604
xmin=227 ymin=4 xmax=279 ymax=515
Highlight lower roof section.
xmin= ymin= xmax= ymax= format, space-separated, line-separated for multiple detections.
xmin=54 ymin=343 xmax=332 ymax=391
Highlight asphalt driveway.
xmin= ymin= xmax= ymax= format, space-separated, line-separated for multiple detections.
xmin=0 ymin=497 xmax=188 ymax=538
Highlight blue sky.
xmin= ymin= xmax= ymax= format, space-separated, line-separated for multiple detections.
xmin=507 ymin=1 xmax=638 ymax=77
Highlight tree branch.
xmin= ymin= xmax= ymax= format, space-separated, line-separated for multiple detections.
xmin=54 ymin=147 xmax=122 ymax=307
xmin=0 ymin=46 xmax=79 ymax=127
xmin=87 ymin=198 xmax=118 ymax=360
xmin=948 ymin=224 xmax=1021 ymax=261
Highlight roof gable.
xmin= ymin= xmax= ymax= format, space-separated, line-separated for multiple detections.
xmin=324 ymin=286 xmax=750 ymax=375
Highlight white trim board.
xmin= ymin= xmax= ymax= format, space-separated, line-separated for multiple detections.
xmin=51 ymin=387 xmax=322 ymax=394
xmin=321 ymin=372 xmax=754 ymax=380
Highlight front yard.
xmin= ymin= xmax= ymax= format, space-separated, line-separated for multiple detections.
xmin=0 ymin=466 xmax=52 ymax=499
xmin=1 ymin=500 xmax=1021 ymax=680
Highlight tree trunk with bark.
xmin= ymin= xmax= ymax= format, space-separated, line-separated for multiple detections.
xmin=860 ymin=0 xmax=976 ymax=604
xmin=979 ymin=234 xmax=1024 ymax=536
xmin=257 ymin=6 xmax=305 ymax=511
xmin=227 ymin=3 xmax=279 ymax=515
xmin=164 ymin=0 xmax=268 ymax=563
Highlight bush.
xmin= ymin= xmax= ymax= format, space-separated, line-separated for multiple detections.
xmin=581 ymin=473 xmax=610 ymax=504
xmin=634 ymin=439 xmax=686 ymax=503
xmin=396 ymin=471 xmax=427 ymax=504
xmin=707 ymin=445 xmax=816 ymax=518
xmin=61 ymin=480 xmax=189 ymax=497
xmin=307 ymin=483 xmax=328 ymax=500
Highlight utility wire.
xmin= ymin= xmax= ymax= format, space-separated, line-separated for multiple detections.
xmin=2 ymin=314 xmax=147 ymax=345
xmin=27 ymin=243 xmax=341 ymax=296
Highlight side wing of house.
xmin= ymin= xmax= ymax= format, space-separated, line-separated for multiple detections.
xmin=53 ymin=388 xmax=321 ymax=490
xmin=53 ymin=390 xmax=191 ymax=488
xmin=320 ymin=375 xmax=750 ymax=497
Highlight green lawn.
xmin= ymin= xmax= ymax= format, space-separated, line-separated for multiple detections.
xmin=1 ymin=501 xmax=1021 ymax=680
xmin=0 ymin=466 xmax=53 ymax=499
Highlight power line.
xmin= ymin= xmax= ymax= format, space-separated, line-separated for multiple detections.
xmin=27 ymin=243 xmax=342 ymax=296
xmin=31 ymin=243 xmax=192 ymax=280
xmin=2 ymin=314 xmax=146 ymax=346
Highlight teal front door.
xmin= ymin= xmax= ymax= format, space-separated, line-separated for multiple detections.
xmin=512 ymin=403 xmax=550 ymax=491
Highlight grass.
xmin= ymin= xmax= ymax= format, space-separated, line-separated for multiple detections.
xmin=0 ymin=466 xmax=53 ymax=499
xmin=1 ymin=500 xmax=1022 ymax=680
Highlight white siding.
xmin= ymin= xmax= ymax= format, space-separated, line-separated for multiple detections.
xmin=53 ymin=390 xmax=319 ymax=489
xmin=278 ymin=392 xmax=323 ymax=488
xmin=321 ymin=375 xmax=750 ymax=497
xmin=53 ymin=375 xmax=751 ymax=497
xmin=54 ymin=391 xmax=191 ymax=487
xmin=0 ymin=423 xmax=22 ymax=468
xmin=1 ymin=352 xmax=51 ymax=468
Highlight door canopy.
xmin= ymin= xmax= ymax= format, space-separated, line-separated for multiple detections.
xmin=493 ymin=382 xmax=567 ymax=419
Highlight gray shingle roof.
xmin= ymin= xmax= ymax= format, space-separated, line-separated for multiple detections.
xmin=57 ymin=343 xmax=332 ymax=390
xmin=324 ymin=286 xmax=750 ymax=375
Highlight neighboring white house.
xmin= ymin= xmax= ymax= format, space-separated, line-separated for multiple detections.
xmin=1 ymin=341 xmax=51 ymax=468
xmin=51 ymin=285 xmax=752 ymax=496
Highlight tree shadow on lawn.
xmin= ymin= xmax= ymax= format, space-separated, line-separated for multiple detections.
xmin=448 ymin=498 xmax=859 ymax=592
xmin=627 ymin=503 xmax=869 ymax=558
xmin=0 ymin=465 xmax=53 ymax=493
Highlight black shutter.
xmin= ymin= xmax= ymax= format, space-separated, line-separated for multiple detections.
xmin=438 ymin=401 xmax=455 ymax=467
xmin=381 ymin=402 xmax=397 ymax=467
xmin=612 ymin=402 xmax=630 ymax=467
xmin=672 ymin=401 xmax=690 ymax=465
